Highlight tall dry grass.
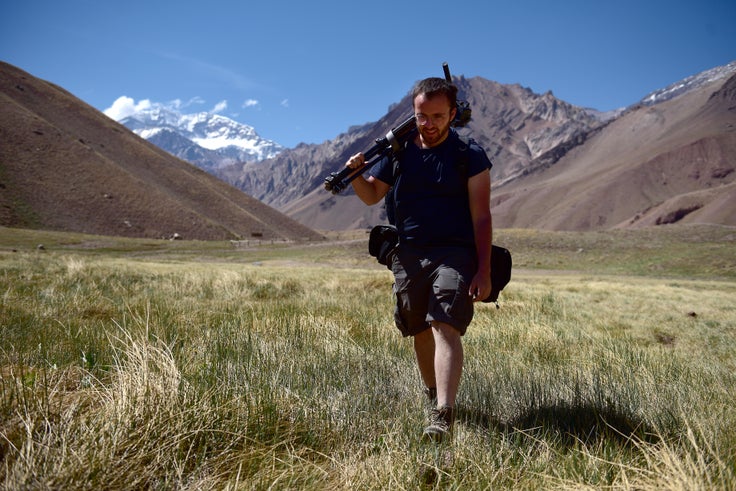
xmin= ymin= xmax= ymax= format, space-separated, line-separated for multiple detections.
xmin=1 ymin=226 xmax=735 ymax=489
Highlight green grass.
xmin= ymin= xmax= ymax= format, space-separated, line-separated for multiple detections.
xmin=1 ymin=224 xmax=735 ymax=489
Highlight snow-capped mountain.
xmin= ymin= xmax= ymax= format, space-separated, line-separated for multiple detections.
xmin=113 ymin=101 xmax=284 ymax=170
xmin=640 ymin=60 xmax=736 ymax=106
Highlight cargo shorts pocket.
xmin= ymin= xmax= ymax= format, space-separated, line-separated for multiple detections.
xmin=431 ymin=267 xmax=473 ymax=331
xmin=391 ymin=252 xmax=430 ymax=336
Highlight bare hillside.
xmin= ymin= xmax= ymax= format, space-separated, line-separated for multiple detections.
xmin=492 ymin=74 xmax=736 ymax=230
xmin=0 ymin=62 xmax=323 ymax=241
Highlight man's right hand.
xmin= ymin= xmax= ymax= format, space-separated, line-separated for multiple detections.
xmin=343 ymin=153 xmax=391 ymax=206
xmin=345 ymin=152 xmax=366 ymax=169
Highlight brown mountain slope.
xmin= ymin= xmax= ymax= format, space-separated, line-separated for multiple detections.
xmin=491 ymin=73 xmax=736 ymax=230
xmin=0 ymin=62 xmax=323 ymax=241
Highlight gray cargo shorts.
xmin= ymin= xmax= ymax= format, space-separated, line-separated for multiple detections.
xmin=390 ymin=243 xmax=476 ymax=337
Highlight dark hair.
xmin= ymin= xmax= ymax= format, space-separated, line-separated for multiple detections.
xmin=412 ymin=77 xmax=458 ymax=109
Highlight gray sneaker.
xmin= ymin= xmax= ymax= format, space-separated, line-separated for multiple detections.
xmin=422 ymin=405 xmax=454 ymax=442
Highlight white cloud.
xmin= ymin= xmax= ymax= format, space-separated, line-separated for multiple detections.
xmin=243 ymin=99 xmax=259 ymax=108
xmin=185 ymin=96 xmax=205 ymax=107
xmin=280 ymin=99 xmax=289 ymax=108
xmin=166 ymin=97 xmax=205 ymax=112
xmin=157 ymin=51 xmax=258 ymax=91
xmin=211 ymin=100 xmax=228 ymax=113
xmin=103 ymin=96 xmax=152 ymax=121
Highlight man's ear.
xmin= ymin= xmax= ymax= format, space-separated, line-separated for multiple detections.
xmin=450 ymin=106 xmax=457 ymax=122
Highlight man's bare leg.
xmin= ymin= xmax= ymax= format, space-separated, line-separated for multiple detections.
xmin=420 ymin=321 xmax=463 ymax=441
xmin=431 ymin=321 xmax=463 ymax=408
xmin=413 ymin=327 xmax=436 ymax=392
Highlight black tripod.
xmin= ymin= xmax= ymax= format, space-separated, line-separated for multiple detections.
xmin=323 ymin=115 xmax=417 ymax=195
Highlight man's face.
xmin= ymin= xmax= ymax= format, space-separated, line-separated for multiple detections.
xmin=413 ymin=93 xmax=456 ymax=148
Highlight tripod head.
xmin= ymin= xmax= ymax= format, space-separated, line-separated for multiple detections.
xmin=444 ymin=62 xmax=471 ymax=128
xmin=323 ymin=63 xmax=471 ymax=194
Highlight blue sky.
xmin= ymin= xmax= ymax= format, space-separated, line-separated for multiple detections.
xmin=2 ymin=0 xmax=734 ymax=148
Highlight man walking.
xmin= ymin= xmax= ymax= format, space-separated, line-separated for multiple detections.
xmin=345 ymin=76 xmax=493 ymax=441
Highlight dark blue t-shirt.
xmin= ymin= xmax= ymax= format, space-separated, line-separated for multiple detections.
xmin=370 ymin=130 xmax=492 ymax=247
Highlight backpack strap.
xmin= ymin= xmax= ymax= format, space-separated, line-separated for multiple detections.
xmin=384 ymin=140 xmax=409 ymax=225
xmin=455 ymin=134 xmax=471 ymax=180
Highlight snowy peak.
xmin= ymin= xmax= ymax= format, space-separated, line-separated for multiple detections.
xmin=109 ymin=98 xmax=284 ymax=169
xmin=185 ymin=113 xmax=261 ymax=152
xmin=640 ymin=60 xmax=736 ymax=106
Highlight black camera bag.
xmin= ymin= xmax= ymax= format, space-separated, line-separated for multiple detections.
xmin=368 ymin=225 xmax=399 ymax=267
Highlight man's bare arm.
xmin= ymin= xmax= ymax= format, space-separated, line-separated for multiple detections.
xmin=345 ymin=153 xmax=391 ymax=205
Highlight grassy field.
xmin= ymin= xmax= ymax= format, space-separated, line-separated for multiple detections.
xmin=1 ymin=224 xmax=735 ymax=489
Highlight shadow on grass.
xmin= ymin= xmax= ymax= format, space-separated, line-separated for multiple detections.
xmin=460 ymin=401 xmax=661 ymax=446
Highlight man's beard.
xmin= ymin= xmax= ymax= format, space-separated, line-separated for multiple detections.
xmin=418 ymin=123 xmax=451 ymax=147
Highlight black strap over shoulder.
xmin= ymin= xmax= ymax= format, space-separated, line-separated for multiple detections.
xmin=454 ymin=134 xmax=471 ymax=178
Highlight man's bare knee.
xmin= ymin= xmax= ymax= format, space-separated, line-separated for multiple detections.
xmin=431 ymin=321 xmax=461 ymax=338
